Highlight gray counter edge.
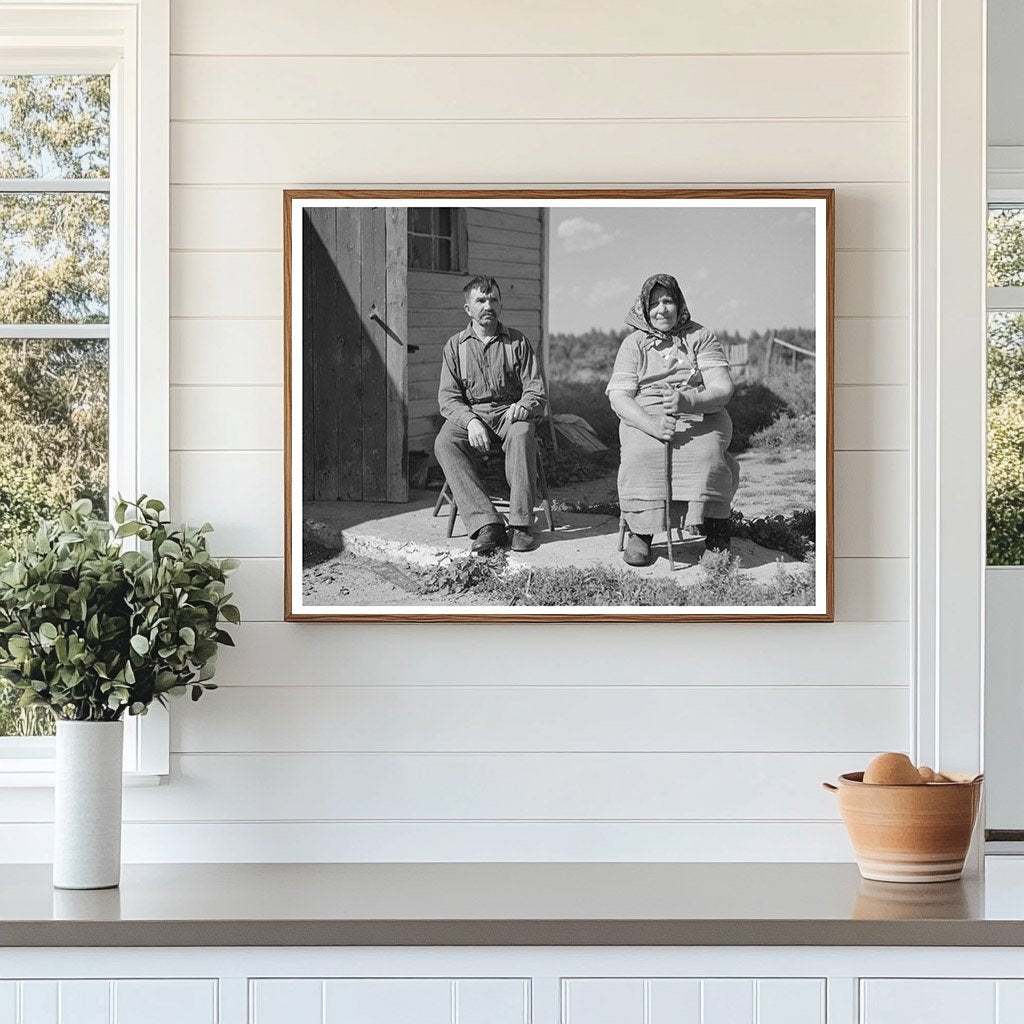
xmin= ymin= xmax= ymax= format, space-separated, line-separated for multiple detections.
xmin=3 ymin=919 xmax=1022 ymax=948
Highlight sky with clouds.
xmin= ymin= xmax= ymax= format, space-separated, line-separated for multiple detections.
xmin=546 ymin=206 xmax=816 ymax=336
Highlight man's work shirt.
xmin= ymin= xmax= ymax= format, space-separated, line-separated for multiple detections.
xmin=437 ymin=321 xmax=547 ymax=430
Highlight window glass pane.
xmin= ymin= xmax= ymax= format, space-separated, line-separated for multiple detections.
xmin=436 ymin=237 xmax=452 ymax=271
xmin=408 ymin=234 xmax=432 ymax=270
xmin=0 ymin=77 xmax=110 ymax=740
xmin=0 ymin=192 xmax=109 ymax=323
xmin=437 ymin=208 xmax=452 ymax=237
xmin=409 ymin=208 xmax=432 ymax=234
xmin=988 ymin=206 xmax=1024 ymax=288
xmin=0 ymin=75 xmax=109 ymax=179
xmin=987 ymin=312 xmax=1024 ymax=565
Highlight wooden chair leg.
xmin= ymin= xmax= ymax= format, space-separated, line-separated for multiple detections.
xmin=432 ymin=482 xmax=450 ymax=518
xmin=618 ymin=515 xmax=627 ymax=552
xmin=446 ymin=494 xmax=459 ymax=538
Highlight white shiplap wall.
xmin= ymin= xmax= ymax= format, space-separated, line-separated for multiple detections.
xmin=3 ymin=0 xmax=916 ymax=862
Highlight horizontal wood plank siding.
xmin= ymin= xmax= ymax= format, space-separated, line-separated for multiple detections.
xmin=170 ymin=0 xmax=909 ymax=55
xmin=0 ymin=1 xmax=919 ymax=864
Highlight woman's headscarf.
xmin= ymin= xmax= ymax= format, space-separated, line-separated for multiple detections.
xmin=624 ymin=273 xmax=691 ymax=343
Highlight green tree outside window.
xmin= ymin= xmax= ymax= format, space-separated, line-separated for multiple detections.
xmin=0 ymin=75 xmax=110 ymax=736
xmin=988 ymin=208 xmax=1024 ymax=566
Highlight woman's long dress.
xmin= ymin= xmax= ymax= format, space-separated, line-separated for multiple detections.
xmin=606 ymin=323 xmax=739 ymax=523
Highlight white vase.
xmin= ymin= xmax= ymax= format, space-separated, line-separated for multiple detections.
xmin=53 ymin=719 xmax=124 ymax=889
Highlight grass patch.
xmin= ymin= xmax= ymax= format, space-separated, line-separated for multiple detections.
xmin=420 ymin=549 xmax=814 ymax=607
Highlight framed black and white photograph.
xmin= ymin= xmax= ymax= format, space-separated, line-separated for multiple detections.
xmin=284 ymin=190 xmax=833 ymax=622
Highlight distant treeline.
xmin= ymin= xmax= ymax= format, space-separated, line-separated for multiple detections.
xmin=548 ymin=326 xmax=815 ymax=379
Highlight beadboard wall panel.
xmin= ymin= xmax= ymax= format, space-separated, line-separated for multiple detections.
xmin=170 ymin=54 xmax=908 ymax=121
xmin=177 ymin=622 xmax=913 ymax=688
xmin=169 ymin=0 xmax=908 ymax=56
xmin=0 ymin=0 xmax=917 ymax=863
xmin=170 ymin=121 xmax=908 ymax=186
xmin=0 ymin=821 xmax=855 ymax=863
xmin=168 ymin=686 xmax=909 ymax=754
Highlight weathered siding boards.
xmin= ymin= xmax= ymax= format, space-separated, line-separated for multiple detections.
xmin=301 ymin=208 xmax=314 ymax=501
xmin=335 ymin=211 xmax=365 ymax=502
xmin=307 ymin=208 xmax=345 ymax=500
xmin=360 ymin=207 xmax=388 ymax=502
xmin=385 ymin=208 xmax=409 ymax=503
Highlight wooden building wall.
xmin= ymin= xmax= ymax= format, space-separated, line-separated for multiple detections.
xmin=407 ymin=207 xmax=545 ymax=455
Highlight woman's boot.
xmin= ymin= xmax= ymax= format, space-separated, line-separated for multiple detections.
xmin=623 ymin=532 xmax=654 ymax=567
xmin=703 ymin=517 xmax=731 ymax=552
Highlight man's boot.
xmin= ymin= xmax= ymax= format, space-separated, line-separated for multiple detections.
xmin=510 ymin=526 xmax=537 ymax=552
xmin=471 ymin=522 xmax=507 ymax=555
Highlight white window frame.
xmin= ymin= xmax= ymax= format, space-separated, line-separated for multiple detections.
xmin=914 ymin=0 xmax=986 ymax=846
xmin=983 ymin=182 xmax=1024 ymax=840
xmin=0 ymin=0 xmax=169 ymax=785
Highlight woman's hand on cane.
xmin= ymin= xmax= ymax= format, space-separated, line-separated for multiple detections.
xmin=648 ymin=412 xmax=676 ymax=442
xmin=661 ymin=387 xmax=699 ymax=416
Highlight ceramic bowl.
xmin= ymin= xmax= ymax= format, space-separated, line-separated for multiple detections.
xmin=823 ymin=771 xmax=983 ymax=883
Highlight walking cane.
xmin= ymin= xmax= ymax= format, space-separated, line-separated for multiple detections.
xmin=664 ymin=424 xmax=675 ymax=572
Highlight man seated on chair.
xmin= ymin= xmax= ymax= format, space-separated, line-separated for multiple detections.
xmin=434 ymin=275 xmax=547 ymax=554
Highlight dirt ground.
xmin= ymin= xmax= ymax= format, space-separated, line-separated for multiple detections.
xmin=303 ymin=538 xmax=499 ymax=607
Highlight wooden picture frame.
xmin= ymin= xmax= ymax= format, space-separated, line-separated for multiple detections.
xmin=284 ymin=189 xmax=834 ymax=622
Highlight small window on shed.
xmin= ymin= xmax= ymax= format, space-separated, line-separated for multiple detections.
xmin=407 ymin=208 xmax=467 ymax=272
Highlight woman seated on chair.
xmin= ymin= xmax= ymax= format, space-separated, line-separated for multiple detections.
xmin=606 ymin=273 xmax=739 ymax=567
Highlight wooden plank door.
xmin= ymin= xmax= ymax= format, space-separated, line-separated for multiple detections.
xmin=303 ymin=206 xmax=408 ymax=503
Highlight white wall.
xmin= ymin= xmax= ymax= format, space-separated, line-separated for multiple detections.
xmin=2 ymin=0 xmax=915 ymax=862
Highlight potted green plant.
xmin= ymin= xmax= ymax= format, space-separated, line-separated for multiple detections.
xmin=0 ymin=496 xmax=239 ymax=889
